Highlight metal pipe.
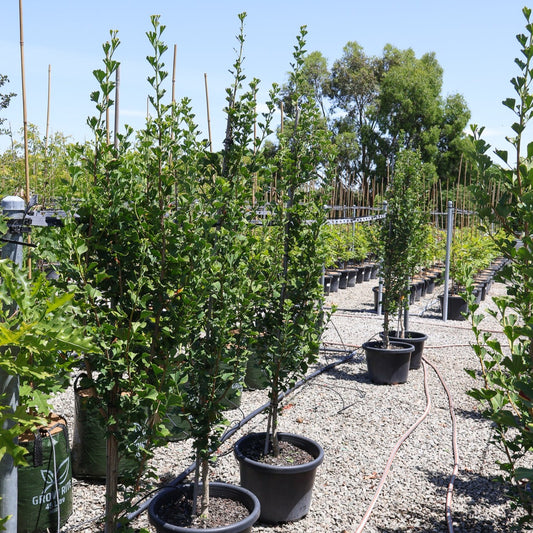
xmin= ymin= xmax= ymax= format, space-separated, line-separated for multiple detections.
xmin=0 ymin=195 xmax=25 ymax=533
xmin=442 ymin=201 xmax=454 ymax=321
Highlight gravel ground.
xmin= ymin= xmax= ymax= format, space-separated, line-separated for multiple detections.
xmin=50 ymin=275 xmax=532 ymax=532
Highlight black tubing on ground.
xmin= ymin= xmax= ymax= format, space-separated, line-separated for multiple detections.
xmin=122 ymin=347 xmax=361 ymax=524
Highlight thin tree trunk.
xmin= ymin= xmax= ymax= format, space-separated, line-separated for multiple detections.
xmin=105 ymin=385 xmax=120 ymax=533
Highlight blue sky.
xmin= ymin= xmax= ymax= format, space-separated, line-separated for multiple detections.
xmin=0 ymin=1 xmax=530 ymax=157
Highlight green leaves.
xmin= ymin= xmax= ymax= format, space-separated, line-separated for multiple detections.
xmin=466 ymin=7 xmax=533 ymax=524
xmin=0 ymin=260 xmax=92 ymax=467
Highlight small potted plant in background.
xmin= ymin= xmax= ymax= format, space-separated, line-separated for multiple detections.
xmin=363 ymin=147 xmax=429 ymax=382
xmin=234 ymin=26 xmax=334 ymax=524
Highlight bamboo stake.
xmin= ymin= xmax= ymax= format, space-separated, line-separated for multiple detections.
xmin=204 ymin=73 xmax=213 ymax=152
xmin=18 ymin=0 xmax=33 ymax=279
xmin=113 ymin=66 xmax=120 ymax=150
xmin=44 ymin=64 xmax=51 ymax=200
xmin=18 ymin=0 xmax=30 ymax=204
xmin=172 ymin=44 xmax=177 ymax=103
xmin=45 ymin=65 xmax=51 ymax=152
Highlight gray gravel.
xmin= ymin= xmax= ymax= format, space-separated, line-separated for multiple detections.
xmin=50 ymin=277 xmax=532 ymax=532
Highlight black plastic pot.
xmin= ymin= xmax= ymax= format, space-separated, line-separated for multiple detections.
xmin=372 ymin=286 xmax=387 ymax=313
xmin=337 ymin=269 xmax=349 ymax=289
xmin=234 ymin=432 xmax=324 ymax=524
xmin=380 ymin=331 xmax=428 ymax=370
xmin=148 ymin=482 xmax=260 ymax=533
xmin=438 ymin=294 xmax=469 ymax=321
xmin=362 ymin=340 xmax=414 ymax=384
xmin=363 ymin=265 xmax=372 ymax=282
xmin=346 ymin=269 xmax=358 ymax=287
xmin=327 ymin=271 xmax=341 ymax=292
xmin=323 ymin=275 xmax=332 ymax=294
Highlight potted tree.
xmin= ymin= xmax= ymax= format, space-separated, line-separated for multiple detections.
xmin=233 ymin=27 xmax=332 ymax=524
xmin=364 ymin=147 xmax=428 ymax=382
xmin=147 ymin=13 xmax=278 ymax=532
xmin=52 ymin=19 xmax=257 ymax=532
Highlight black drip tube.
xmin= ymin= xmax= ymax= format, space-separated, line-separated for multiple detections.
xmin=123 ymin=347 xmax=361 ymax=524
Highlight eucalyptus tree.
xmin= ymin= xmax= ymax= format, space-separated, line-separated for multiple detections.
xmin=325 ymin=42 xmax=470 ymax=201
xmin=328 ymin=41 xmax=383 ymax=197
xmin=376 ymin=46 xmax=470 ymax=183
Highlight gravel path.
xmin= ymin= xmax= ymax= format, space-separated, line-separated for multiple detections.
xmin=50 ymin=276 xmax=531 ymax=532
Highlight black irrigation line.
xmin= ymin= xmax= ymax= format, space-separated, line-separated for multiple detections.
xmin=67 ymin=336 xmax=461 ymax=532
xmin=122 ymin=346 xmax=361 ymax=525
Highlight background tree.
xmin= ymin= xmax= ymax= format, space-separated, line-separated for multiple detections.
xmin=329 ymin=42 xmax=383 ymax=202
xmin=297 ymin=41 xmax=470 ymax=207
xmin=0 ymin=74 xmax=16 ymax=135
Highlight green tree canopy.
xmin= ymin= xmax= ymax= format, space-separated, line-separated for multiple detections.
xmin=0 ymin=74 xmax=16 ymax=135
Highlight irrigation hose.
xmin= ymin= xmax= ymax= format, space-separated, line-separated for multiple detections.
xmin=353 ymin=359 xmax=433 ymax=533
xmin=123 ymin=347 xmax=361 ymax=524
xmin=423 ymin=356 xmax=459 ymax=533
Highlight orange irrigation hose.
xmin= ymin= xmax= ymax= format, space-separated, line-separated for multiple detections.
xmin=423 ymin=356 xmax=459 ymax=533
xmin=354 ymin=360 xmax=433 ymax=533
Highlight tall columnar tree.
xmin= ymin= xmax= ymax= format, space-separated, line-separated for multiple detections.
xmin=254 ymin=25 xmax=335 ymax=455
xmin=467 ymin=6 xmax=533 ymax=526
xmin=54 ymin=19 xmax=209 ymax=531
xmin=379 ymin=147 xmax=428 ymax=346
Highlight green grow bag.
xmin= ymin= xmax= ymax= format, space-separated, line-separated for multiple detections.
xmin=18 ymin=415 xmax=73 ymax=533
xmin=71 ymin=375 xmax=137 ymax=479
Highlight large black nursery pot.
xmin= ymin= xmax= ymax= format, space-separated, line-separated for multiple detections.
xmin=148 ymin=482 xmax=260 ymax=533
xmin=438 ymin=293 xmax=469 ymax=321
xmin=379 ymin=331 xmax=428 ymax=370
xmin=363 ymin=340 xmax=414 ymax=384
xmin=234 ymin=432 xmax=324 ymax=524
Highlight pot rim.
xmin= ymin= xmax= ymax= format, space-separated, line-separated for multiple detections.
xmin=148 ymin=482 xmax=260 ymax=533
xmin=362 ymin=340 xmax=415 ymax=353
xmin=234 ymin=431 xmax=324 ymax=474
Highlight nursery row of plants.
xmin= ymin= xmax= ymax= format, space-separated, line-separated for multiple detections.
xmin=1 ymin=7 xmax=533 ymax=532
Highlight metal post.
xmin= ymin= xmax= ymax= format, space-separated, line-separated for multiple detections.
xmin=0 ymin=195 xmax=25 ymax=533
xmin=404 ymin=278 xmax=410 ymax=333
xmin=442 ymin=201 xmax=454 ymax=322
xmin=377 ymin=201 xmax=387 ymax=316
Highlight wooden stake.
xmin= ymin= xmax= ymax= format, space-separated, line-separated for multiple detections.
xmin=44 ymin=64 xmax=51 ymax=199
xmin=204 ymin=73 xmax=213 ymax=152
xmin=113 ymin=66 xmax=120 ymax=150
xmin=18 ymin=0 xmax=30 ymax=203
xmin=172 ymin=44 xmax=177 ymax=103
xmin=19 ymin=0 xmax=33 ymax=278
xmin=45 ymin=64 xmax=51 ymax=152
